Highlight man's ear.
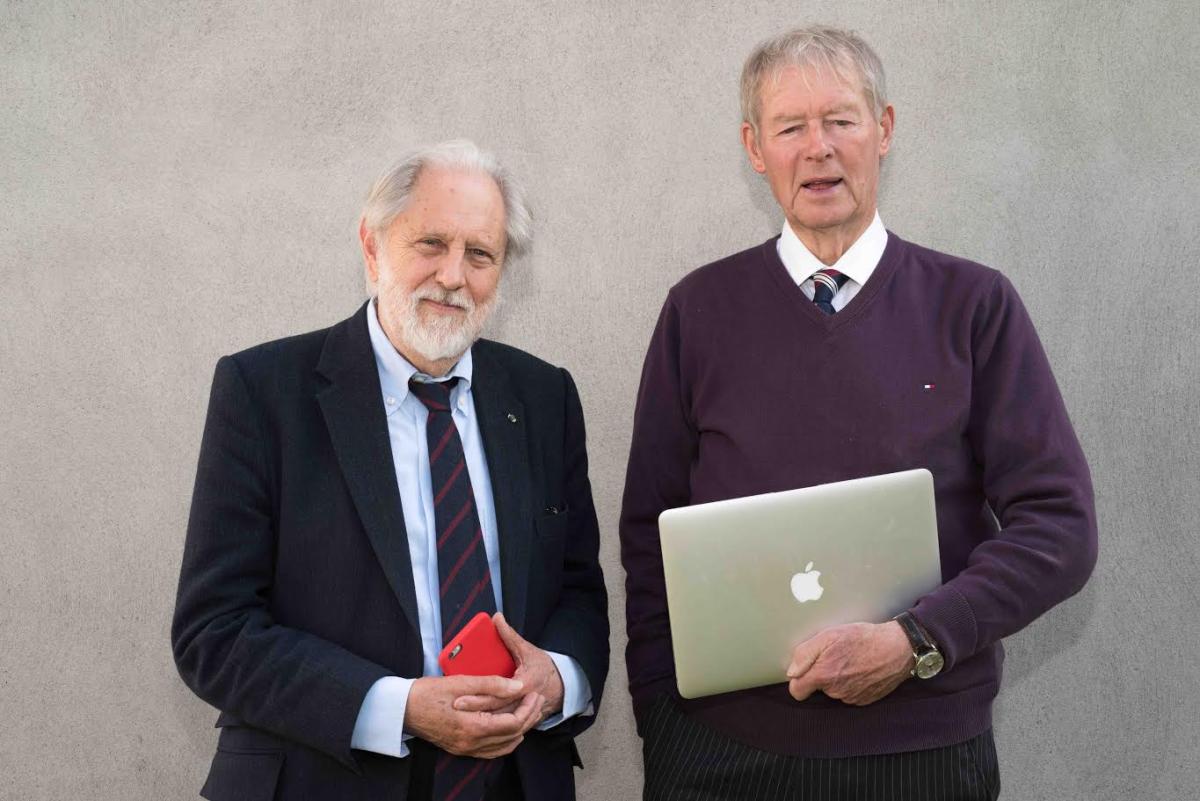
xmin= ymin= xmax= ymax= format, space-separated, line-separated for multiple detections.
xmin=741 ymin=122 xmax=767 ymax=175
xmin=359 ymin=218 xmax=379 ymax=285
xmin=878 ymin=104 xmax=895 ymax=159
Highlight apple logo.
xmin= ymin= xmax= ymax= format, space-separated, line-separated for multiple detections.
xmin=790 ymin=561 xmax=824 ymax=603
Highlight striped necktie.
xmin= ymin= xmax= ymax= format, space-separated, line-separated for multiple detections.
xmin=408 ymin=377 xmax=496 ymax=801
xmin=812 ymin=269 xmax=850 ymax=315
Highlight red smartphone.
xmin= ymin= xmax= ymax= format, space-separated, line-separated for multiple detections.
xmin=438 ymin=612 xmax=517 ymax=678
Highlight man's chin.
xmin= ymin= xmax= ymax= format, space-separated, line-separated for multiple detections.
xmin=405 ymin=324 xmax=482 ymax=366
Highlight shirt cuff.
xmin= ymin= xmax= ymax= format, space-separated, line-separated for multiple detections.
xmin=351 ymin=676 xmax=415 ymax=758
xmin=537 ymin=651 xmax=594 ymax=730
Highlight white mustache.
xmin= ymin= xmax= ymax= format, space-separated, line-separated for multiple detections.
xmin=413 ymin=287 xmax=473 ymax=312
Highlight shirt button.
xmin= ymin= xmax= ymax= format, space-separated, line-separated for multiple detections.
xmin=385 ymin=396 xmax=396 ymax=405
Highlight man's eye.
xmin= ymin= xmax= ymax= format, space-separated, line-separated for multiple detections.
xmin=780 ymin=125 xmax=802 ymax=135
xmin=417 ymin=238 xmax=443 ymax=248
xmin=833 ymin=120 xmax=854 ymax=127
xmin=469 ymin=248 xmax=495 ymax=262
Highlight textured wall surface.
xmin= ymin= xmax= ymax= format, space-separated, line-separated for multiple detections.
xmin=2 ymin=1 xmax=1198 ymax=798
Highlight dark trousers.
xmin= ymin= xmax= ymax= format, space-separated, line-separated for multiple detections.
xmin=406 ymin=740 xmax=524 ymax=801
xmin=641 ymin=697 xmax=1000 ymax=801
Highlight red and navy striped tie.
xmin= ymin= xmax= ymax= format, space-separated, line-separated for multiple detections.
xmin=812 ymin=268 xmax=850 ymax=314
xmin=409 ymin=377 xmax=496 ymax=801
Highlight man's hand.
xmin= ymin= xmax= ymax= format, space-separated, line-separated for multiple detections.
xmin=404 ymin=674 xmax=542 ymax=759
xmin=786 ymin=621 xmax=914 ymax=706
xmin=453 ymin=613 xmax=565 ymax=723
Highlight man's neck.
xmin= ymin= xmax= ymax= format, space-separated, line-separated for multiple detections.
xmin=789 ymin=213 xmax=875 ymax=266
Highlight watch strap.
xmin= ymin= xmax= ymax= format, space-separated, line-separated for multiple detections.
xmin=895 ymin=611 xmax=933 ymax=652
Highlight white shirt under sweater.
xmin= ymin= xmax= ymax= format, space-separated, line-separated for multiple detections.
xmin=777 ymin=212 xmax=889 ymax=310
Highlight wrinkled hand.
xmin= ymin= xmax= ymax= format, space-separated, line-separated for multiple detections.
xmin=453 ymin=613 xmax=565 ymax=723
xmin=404 ymin=674 xmax=542 ymax=759
xmin=786 ymin=621 xmax=913 ymax=706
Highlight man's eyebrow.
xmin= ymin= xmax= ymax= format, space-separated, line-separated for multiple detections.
xmin=413 ymin=229 xmax=450 ymax=241
xmin=768 ymin=113 xmax=809 ymax=125
xmin=466 ymin=235 xmax=503 ymax=253
xmin=766 ymin=105 xmax=860 ymax=124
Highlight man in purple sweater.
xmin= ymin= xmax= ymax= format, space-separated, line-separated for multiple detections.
xmin=619 ymin=25 xmax=1097 ymax=800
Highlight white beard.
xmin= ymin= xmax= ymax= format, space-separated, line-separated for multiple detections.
xmin=383 ymin=281 xmax=500 ymax=365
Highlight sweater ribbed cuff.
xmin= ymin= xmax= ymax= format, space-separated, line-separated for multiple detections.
xmin=912 ymin=585 xmax=977 ymax=671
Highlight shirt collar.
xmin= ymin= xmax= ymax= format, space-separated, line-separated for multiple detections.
xmin=777 ymin=212 xmax=888 ymax=288
xmin=366 ymin=298 xmax=473 ymax=415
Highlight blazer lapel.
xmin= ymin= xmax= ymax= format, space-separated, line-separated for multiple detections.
xmin=472 ymin=346 xmax=533 ymax=631
xmin=315 ymin=304 xmax=421 ymax=639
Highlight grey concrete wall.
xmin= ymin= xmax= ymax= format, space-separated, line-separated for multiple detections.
xmin=2 ymin=1 xmax=1197 ymax=798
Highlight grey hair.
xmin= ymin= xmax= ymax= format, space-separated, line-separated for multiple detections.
xmin=740 ymin=26 xmax=887 ymax=131
xmin=362 ymin=139 xmax=533 ymax=262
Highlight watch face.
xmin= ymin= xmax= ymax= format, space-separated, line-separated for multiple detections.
xmin=915 ymin=651 xmax=945 ymax=679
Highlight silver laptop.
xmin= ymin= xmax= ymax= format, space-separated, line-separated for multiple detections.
xmin=659 ymin=468 xmax=941 ymax=699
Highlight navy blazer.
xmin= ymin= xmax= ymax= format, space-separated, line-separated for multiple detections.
xmin=172 ymin=304 xmax=609 ymax=800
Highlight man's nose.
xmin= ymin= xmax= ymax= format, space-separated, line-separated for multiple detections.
xmin=800 ymin=125 xmax=833 ymax=159
xmin=435 ymin=249 xmax=468 ymax=289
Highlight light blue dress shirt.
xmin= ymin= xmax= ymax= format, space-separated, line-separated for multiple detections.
xmin=351 ymin=300 xmax=593 ymax=758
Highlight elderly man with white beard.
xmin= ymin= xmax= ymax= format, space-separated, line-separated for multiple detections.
xmin=172 ymin=140 xmax=609 ymax=801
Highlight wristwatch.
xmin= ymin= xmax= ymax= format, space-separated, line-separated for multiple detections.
xmin=894 ymin=612 xmax=944 ymax=679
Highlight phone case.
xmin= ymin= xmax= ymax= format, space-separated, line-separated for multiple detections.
xmin=438 ymin=612 xmax=517 ymax=678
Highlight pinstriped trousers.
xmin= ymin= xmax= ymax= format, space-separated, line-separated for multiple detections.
xmin=641 ymin=697 xmax=1000 ymax=801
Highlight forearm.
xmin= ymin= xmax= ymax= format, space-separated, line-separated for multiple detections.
xmin=913 ymin=467 xmax=1097 ymax=668
xmin=173 ymin=598 xmax=392 ymax=765
xmin=912 ymin=273 xmax=1098 ymax=668
xmin=173 ymin=355 xmax=390 ymax=768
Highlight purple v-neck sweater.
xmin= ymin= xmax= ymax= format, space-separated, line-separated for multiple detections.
xmin=619 ymin=233 xmax=1097 ymax=757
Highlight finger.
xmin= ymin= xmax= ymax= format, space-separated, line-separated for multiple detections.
xmin=450 ymin=713 xmax=525 ymax=751
xmin=469 ymin=734 xmax=525 ymax=759
xmin=453 ymin=694 xmax=521 ymax=713
xmin=511 ymin=661 xmax=549 ymax=693
xmin=787 ymin=636 xmax=823 ymax=678
xmin=450 ymin=673 xmax=524 ymax=700
xmin=492 ymin=613 xmax=526 ymax=659
xmin=462 ymin=692 xmax=542 ymax=739
xmin=789 ymin=673 xmax=821 ymax=702
xmin=448 ymin=727 xmax=524 ymax=757
xmin=512 ymin=692 xmax=544 ymax=733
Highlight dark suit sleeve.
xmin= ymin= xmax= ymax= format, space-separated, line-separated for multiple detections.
xmin=531 ymin=368 xmax=609 ymax=738
xmin=172 ymin=356 xmax=391 ymax=771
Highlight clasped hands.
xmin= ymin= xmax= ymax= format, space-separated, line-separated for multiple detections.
xmin=786 ymin=620 xmax=915 ymax=706
xmin=404 ymin=613 xmax=564 ymax=759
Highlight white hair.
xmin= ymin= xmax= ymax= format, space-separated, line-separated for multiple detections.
xmin=741 ymin=25 xmax=888 ymax=130
xmin=362 ymin=139 xmax=533 ymax=262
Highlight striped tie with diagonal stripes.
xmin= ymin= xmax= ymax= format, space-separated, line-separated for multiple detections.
xmin=408 ymin=377 xmax=496 ymax=801
xmin=812 ymin=268 xmax=850 ymax=314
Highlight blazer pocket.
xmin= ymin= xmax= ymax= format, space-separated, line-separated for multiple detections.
xmin=200 ymin=748 xmax=284 ymax=801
